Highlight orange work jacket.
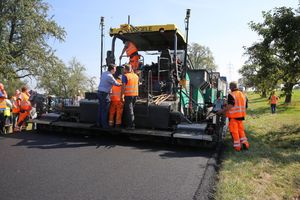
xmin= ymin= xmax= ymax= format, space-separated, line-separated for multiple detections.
xmin=11 ymin=95 xmax=21 ymax=113
xmin=270 ymin=95 xmax=278 ymax=104
xmin=110 ymin=79 xmax=122 ymax=102
xmin=125 ymin=42 xmax=138 ymax=57
xmin=20 ymin=92 xmax=32 ymax=111
xmin=124 ymin=72 xmax=139 ymax=97
xmin=226 ymin=90 xmax=246 ymax=118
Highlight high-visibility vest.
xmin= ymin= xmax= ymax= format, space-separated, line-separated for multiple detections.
xmin=4 ymin=105 xmax=10 ymax=117
xmin=11 ymin=95 xmax=21 ymax=113
xmin=110 ymin=79 xmax=122 ymax=101
xmin=125 ymin=42 xmax=138 ymax=56
xmin=270 ymin=95 xmax=278 ymax=104
xmin=124 ymin=72 xmax=139 ymax=97
xmin=20 ymin=92 xmax=32 ymax=111
xmin=226 ymin=90 xmax=246 ymax=118
xmin=0 ymin=98 xmax=7 ymax=111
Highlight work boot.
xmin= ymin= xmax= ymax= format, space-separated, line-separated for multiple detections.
xmin=242 ymin=143 xmax=249 ymax=150
xmin=234 ymin=146 xmax=241 ymax=152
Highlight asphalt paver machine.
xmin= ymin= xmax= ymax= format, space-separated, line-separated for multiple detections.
xmin=35 ymin=11 xmax=228 ymax=147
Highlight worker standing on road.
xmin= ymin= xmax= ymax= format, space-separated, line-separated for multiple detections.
xmin=98 ymin=64 xmax=122 ymax=128
xmin=15 ymin=86 xmax=32 ymax=131
xmin=217 ymin=82 xmax=249 ymax=151
xmin=268 ymin=91 xmax=279 ymax=114
xmin=108 ymin=75 xmax=124 ymax=128
xmin=11 ymin=89 xmax=21 ymax=131
xmin=119 ymin=41 xmax=140 ymax=73
xmin=121 ymin=64 xmax=139 ymax=129
xmin=0 ymin=92 xmax=7 ymax=134
xmin=0 ymin=83 xmax=8 ymax=98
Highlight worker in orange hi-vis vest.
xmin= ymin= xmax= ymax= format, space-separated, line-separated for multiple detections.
xmin=119 ymin=41 xmax=140 ymax=73
xmin=0 ymin=92 xmax=7 ymax=134
xmin=15 ymin=86 xmax=32 ymax=131
xmin=109 ymin=76 xmax=124 ymax=128
xmin=217 ymin=82 xmax=249 ymax=151
xmin=268 ymin=91 xmax=279 ymax=114
xmin=11 ymin=89 xmax=21 ymax=131
xmin=121 ymin=64 xmax=139 ymax=129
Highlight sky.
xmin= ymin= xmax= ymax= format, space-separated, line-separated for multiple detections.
xmin=45 ymin=0 xmax=298 ymax=85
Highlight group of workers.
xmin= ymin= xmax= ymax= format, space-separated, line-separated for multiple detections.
xmin=98 ymin=63 xmax=138 ymax=129
xmin=97 ymin=41 xmax=140 ymax=129
xmin=0 ymin=84 xmax=32 ymax=133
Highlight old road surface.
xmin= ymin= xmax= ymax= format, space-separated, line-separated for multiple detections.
xmin=0 ymin=131 xmax=218 ymax=200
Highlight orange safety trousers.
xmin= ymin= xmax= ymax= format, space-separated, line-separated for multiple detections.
xmin=17 ymin=111 xmax=30 ymax=128
xmin=228 ymin=118 xmax=249 ymax=151
xmin=109 ymin=101 xmax=124 ymax=126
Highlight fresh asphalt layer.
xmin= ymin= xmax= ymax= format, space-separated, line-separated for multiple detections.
xmin=0 ymin=131 xmax=216 ymax=200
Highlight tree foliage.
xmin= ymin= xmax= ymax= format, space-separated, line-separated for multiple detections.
xmin=0 ymin=0 xmax=65 ymax=79
xmin=188 ymin=43 xmax=217 ymax=71
xmin=242 ymin=7 xmax=300 ymax=103
xmin=37 ymin=57 xmax=88 ymax=98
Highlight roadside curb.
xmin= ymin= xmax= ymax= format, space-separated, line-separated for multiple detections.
xmin=193 ymin=143 xmax=224 ymax=200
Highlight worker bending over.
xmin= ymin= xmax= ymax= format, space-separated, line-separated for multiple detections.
xmin=218 ymin=82 xmax=249 ymax=151
xmin=109 ymin=75 xmax=124 ymax=128
xmin=119 ymin=41 xmax=140 ymax=73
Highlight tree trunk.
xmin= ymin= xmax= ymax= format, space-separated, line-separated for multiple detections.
xmin=261 ymin=90 xmax=267 ymax=98
xmin=284 ymin=83 xmax=294 ymax=104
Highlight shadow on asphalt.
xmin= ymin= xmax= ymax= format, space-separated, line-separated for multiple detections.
xmin=0 ymin=131 xmax=214 ymax=159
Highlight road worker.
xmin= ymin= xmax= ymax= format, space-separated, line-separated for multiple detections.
xmin=108 ymin=75 xmax=124 ymax=128
xmin=15 ymin=86 xmax=32 ymax=131
xmin=217 ymin=81 xmax=249 ymax=151
xmin=268 ymin=91 xmax=279 ymax=114
xmin=119 ymin=41 xmax=140 ymax=73
xmin=121 ymin=64 xmax=139 ymax=129
xmin=0 ymin=83 xmax=8 ymax=98
xmin=97 ymin=64 xmax=122 ymax=128
xmin=0 ymin=92 xmax=7 ymax=134
xmin=11 ymin=89 xmax=21 ymax=131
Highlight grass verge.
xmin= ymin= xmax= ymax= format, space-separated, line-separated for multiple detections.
xmin=216 ymin=90 xmax=300 ymax=200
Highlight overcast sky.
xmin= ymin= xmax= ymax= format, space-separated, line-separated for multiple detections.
xmin=45 ymin=0 xmax=298 ymax=84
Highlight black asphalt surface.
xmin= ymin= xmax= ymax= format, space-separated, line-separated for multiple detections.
xmin=0 ymin=131 xmax=215 ymax=200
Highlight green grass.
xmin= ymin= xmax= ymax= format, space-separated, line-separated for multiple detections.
xmin=216 ymin=89 xmax=300 ymax=200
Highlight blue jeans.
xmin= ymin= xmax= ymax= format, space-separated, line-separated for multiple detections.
xmin=271 ymin=104 xmax=276 ymax=114
xmin=98 ymin=91 xmax=110 ymax=128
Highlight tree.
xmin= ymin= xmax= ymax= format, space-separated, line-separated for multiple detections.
xmin=67 ymin=57 xmax=88 ymax=97
xmin=37 ymin=57 xmax=88 ymax=98
xmin=245 ymin=7 xmax=300 ymax=103
xmin=0 ymin=0 xmax=65 ymax=80
xmin=87 ymin=76 xmax=97 ymax=92
xmin=188 ymin=43 xmax=217 ymax=71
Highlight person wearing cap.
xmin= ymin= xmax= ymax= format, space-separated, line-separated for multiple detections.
xmin=0 ymin=92 xmax=7 ymax=134
xmin=98 ymin=64 xmax=122 ymax=128
xmin=119 ymin=41 xmax=140 ymax=73
xmin=0 ymin=83 xmax=8 ymax=98
xmin=121 ymin=64 xmax=139 ymax=129
xmin=217 ymin=81 xmax=249 ymax=151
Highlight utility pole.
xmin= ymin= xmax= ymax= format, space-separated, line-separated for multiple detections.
xmin=100 ymin=16 xmax=104 ymax=75
xmin=183 ymin=8 xmax=191 ymax=78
